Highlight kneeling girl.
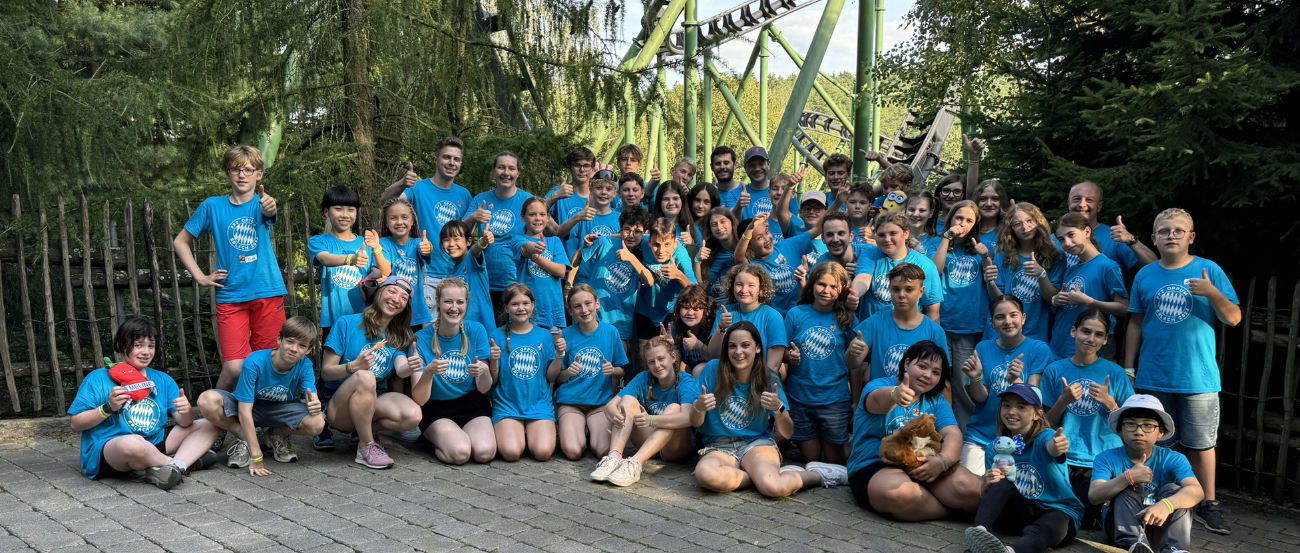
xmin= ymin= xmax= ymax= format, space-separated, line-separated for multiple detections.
xmin=414 ymin=277 xmax=495 ymax=465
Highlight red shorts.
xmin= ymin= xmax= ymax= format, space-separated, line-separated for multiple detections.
xmin=215 ymin=297 xmax=286 ymax=362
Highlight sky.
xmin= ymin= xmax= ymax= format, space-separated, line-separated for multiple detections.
xmin=612 ymin=0 xmax=916 ymax=81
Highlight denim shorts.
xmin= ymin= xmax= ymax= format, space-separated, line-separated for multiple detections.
xmin=789 ymin=401 xmax=852 ymax=444
xmin=212 ymin=390 xmax=311 ymax=431
xmin=698 ymin=436 xmax=778 ymax=466
xmin=1142 ymin=390 xmax=1219 ymax=451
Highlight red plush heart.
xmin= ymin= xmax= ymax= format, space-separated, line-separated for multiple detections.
xmin=108 ymin=363 xmax=154 ymax=402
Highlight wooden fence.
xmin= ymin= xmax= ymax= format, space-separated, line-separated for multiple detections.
xmin=0 ymin=193 xmax=1296 ymax=503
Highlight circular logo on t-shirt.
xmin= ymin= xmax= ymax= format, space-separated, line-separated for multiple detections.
xmin=1066 ymin=378 xmax=1102 ymax=417
xmin=948 ymin=255 xmax=979 ymax=287
xmin=528 ymin=249 xmax=552 ymax=278
xmin=1153 ymin=283 xmax=1193 ymax=324
xmin=886 ymin=408 xmax=923 ymax=434
xmin=884 ymin=344 xmax=910 ymax=377
xmin=1064 ymin=276 xmax=1086 ymax=297
xmin=331 ymin=265 xmax=364 ymax=290
xmin=227 ymin=217 xmax=258 ymax=251
xmin=1009 ymin=269 xmax=1040 ymax=305
xmin=395 ymin=255 xmax=419 ymax=283
xmin=574 ymin=347 xmax=603 ymax=380
xmin=1013 ymin=462 xmax=1045 ymax=499
xmin=257 ymin=385 xmax=293 ymax=402
xmin=647 ymin=401 xmax=670 ymax=416
xmin=365 ymin=340 xmax=394 ymax=380
xmin=990 ymin=361 xmax=1014 ymax=398
xmin=434 ymin=201 xmax=460 ymax=226
xmin=720 ymin=394 xmax=752 ymax=430
xmin=509 ymin=346 xmax=541 ymax=380
xmin=442 ymin=351 xmax=470 ymax=383
xmin=768 ymin=263 xmax=796 ymax=295
xmin=606 ymin=261 xmax=635 ymax=294
xmin=752 ymin=195 xmax=773 ymax=215
xmin=800 ymin=326 xmax=837 ymax=361
xmin=564 ymin=204 xmax=583 ymax=220
xmin=487 ymin=209 xmax=515 ymax=236
xmin=124 ymin=397 xmax=163 ymax=435
xmin=872 ymin=268 xmax=891 ymax=303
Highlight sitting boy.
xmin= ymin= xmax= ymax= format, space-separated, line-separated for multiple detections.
xmin=1089 ymin=395 xmax=1204 ymax=553
xmin=198 ymin=316 xmax=325 ymax=476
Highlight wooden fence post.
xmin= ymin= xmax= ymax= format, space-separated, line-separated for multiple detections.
xmin=14 ymin=196 xmax=41 ymax=411
xmin=38 ymin=203 xmax=67 ymax=412
xmin=0 ymin=220 xmax=17 ymax=411
xmin=81 ymin=195 xmax=104 ymax=368
xmin=124 ymin=200 xmax=141 ymax=315
xmin=58 ymin=197 xmax=86 ymax=385
xmin=283 ymin=199 xmax=297 ymax=315
xmin=1274 ymin=280 xmax=1299 ymax=502
xmin=1234 ymin=276 xmax=1256 ymax=492
xmin=184 ymin=201 xmax=212 ymax=391
xmin=1252 ymin=277 xmax=1277 ymax=494
xmin=143 ymin=201 xmax=166 ymax=369
xmin=303 ymin=201 xmax=318 ymax=326
xmin=102 ymin=202 xmax=119 ymax=336
xmin=165 ymin=202 xmax=194 ymax=394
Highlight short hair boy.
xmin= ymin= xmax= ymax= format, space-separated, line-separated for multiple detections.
xmin=574 ymin=207 xmax=655 ymax=343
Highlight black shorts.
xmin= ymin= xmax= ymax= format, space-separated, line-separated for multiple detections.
xmin=97 ymin=427 xmax=173 ymax=479
xmin=848 ymin=461 xmax=895 ymax=515
xmin=419 ymin=390 xmax=492 ymax=431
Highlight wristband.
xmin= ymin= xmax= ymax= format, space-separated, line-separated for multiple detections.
xmin=98 ymin=405 xmax=111 ymax=419
xmin=1125 ymin=368 xmax=1136 ymax=378
xmin=649 ymin=415 xmax=655 ymax=428
xmin=251 ymin=456 xmax=264 ymax=463
xmin=1126 ymin=470 xmax=1135 ymax=487
xmin=345 ymin=253 xmax=355 ymax=266
xmin=890 ymin=386 xmax=899 ymax=404
xmin=1162 ymin=498 xmax=1175 ymax=514
xmin=971 ymin=374 xmax=983 ymax=383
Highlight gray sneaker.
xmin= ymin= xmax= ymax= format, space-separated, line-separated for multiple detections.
xmin=607 ymin=459 xmax=643 ymax=487
xmin=393 ymin=428 xmax=423 ymax=443
xmin=590 ymin=455 xmax=622 ymax=482
xmin=806 ymin=461 xmax=849 ymax=487
xmin=1127 ymin=540 xmax=1155 ymax=553
xmin=132 ymin=465 xmax=182 ymax=490
xmin=964 ymin=526 xmax=1006 ymax=553
xmin=226 ymin=437 xmax=251 ymax=469
xmin=267 ymin=431 xmax=297 ymax=463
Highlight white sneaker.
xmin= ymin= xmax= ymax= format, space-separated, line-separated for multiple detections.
xmin=780 ymin=464 xmax=804 ymax=473
xmin=607 ymin=459 xmax=643 ymax=487
xmin=267 ymin=431 xmax=297 ymax=463
xmin=805 ymin=461 xmax=849 ymax=487
xmin=590 ymin=455 xmax=622 ymax=482
xmin=225 ymin=437 xmax=250 ymax=469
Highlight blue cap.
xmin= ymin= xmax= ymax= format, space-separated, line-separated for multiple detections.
xmin=377 ymin=276 xmax=413 ymax=296
xmin=744 ymin=146 xmax=768 ymax=163
xmin=998 ymin=383 xmax=1043 ymax=407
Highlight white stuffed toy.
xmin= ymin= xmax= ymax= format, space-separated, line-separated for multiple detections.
xmin=990 ymin=435 xmax=1024 ymax=482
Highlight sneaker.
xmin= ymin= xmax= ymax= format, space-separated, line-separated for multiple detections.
xmin=1126 ymin=540 xmax=1155 ymax=553
xmin=226 ymin=437 xmax=251 ymax=469
xmin=590 ymin=455 xmax=622 ymax=482
xmin=805 ymin=461 xmax=849 ymax=487
xmin=1194 ymin=501 xmax=1231 ymax=535
xmin=964 ymin=526 xmax=1006 ymax=553
xmin=393 ymin=428 xmax=423 ymax=443
xmin=355 ymin=441 xmax=394 ymax=469
xmin=267 ymin=431 xmax=298 ymax=463
xmin=314 ymin=428 xmax=335 ymax=451
xmin=780 ymin=464 xmax=804 ymax=473
xmin=350 ymin=431 xmax=360 ymax=445
xmin=188 ymin=451 xmax=218 ymax=474
xmin=607 ymin=459 xmax=643 ymax=487
xmin=255 ymin=426 xmax=267 ymax=446
xmin=210 ymin=430 xmax=226 ymax=452
xmin=132 ymin=465 xmax=183 ymax=490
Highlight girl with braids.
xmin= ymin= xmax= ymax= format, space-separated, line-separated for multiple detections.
xmin=698 ymin=207 xmax=740 ymax=303
xmin=379 ymin=196 xmax=432 ymax=328
xmin=509 ymin=197 xmax=569 ymax=329
xmin=320 ymin=277 xmax=423 ymax=469
xmin=694 ymin=322 xmax=848 ymax=497
xmin=663 ymin=285 xmax=716 ymax=375
xmin=784 ymin=261 xmax=857 ymax=465
xmin=1049 ymin=213 xmax=1128 ymax=360
xmin=988 ymin=202 xmax=1065 ymax=342
xmin=556 ymin=284 xmax=630 ymax=461
xmin=413 ymin=278 xmax=495 ymax=465
xmin=972 ymin=179 xmax=1009 ymax=250
xmin=490 ymin=283 xmax=562 ymax=462
xmin=591 ymin=336 xmax=703 ymax=487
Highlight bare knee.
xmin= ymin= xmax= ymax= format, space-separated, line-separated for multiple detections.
xmin=879 ymin=482 xmax=924 ymax=506
xmin=352 ymin=369 xmax=378 ymax=391
xmin=439 ymin=437 xmax=472 ymax=465
xmin=197 ymin=391 xmax=226 ymax=419
xmin=753 ymin=474 xmax=793 ymax=498
xmin=298 ymin=415 xmax=326 ymax=436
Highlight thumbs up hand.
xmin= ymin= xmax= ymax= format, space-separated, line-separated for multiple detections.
xmin=961 ymin=354 xmax=983 ymax=381
xmin=1023 ymin=252 xmax=1043 ymax=277
xmin=1060 ymin=377 xmax=1083 ymax=404
xmin=760 ymin=383 xmax=784 ymax=412
xmin=419 ymin=230 xmax=433 ymax=256
xmin=1048 ymin=427 xmax=1070 ymax=457
xmin=1088 ymin=375 xmax=1117 ymax=410
xmin=697 ymin=245 xmax=712 ymax=262
xmin=1130 ymin=453 xmax=1154 ymax=485
xmin=470 ymin=201 xmax=492 ymax=224
xmin=695 ymin=385 xmax=717 ymax=412
xmin=601 ymin=360 xmax=617 ymax=376
xmin=554 ymin=182 xmax=574 ymax=201
xmin=172 ymin=388 xmax=192 ymax=417
xmin=406 ymin=351 xmax=424 ymax=375
xmin=894 ymin=373 xmax=916 ymax=408
xmin=846 ymin=287 xmax=860 ymax=310
xmin=304 ymin=388 xmax=322 ymax=417
xmin=578 ymin=205 xmax=596 ymax=223
xmin=785 ymin=342 xmax=802 ymax=366
xmin=737 ymin=188 xmax=751 ymax=209
xmin=847 ymin=330 xmax=868 ymax=360
xmin=983 ymin=255 xmax=999 ymax=283
xmin=649 ymin=166 xmax=662 ymax=182
xmin=490 ymin=339 xmax=501 ymax=363
xmin=364 ymin=229 xmax=381 ymax=251
xmin=1111 ymin=216 xmax=1133 ymax=245
xmin=403 ymin=161 xmax=418 ymax=188
xmin=615 ymin=239 xmax=637 ymax=263
xmin=609 ymin=402 xmax=627 ymax=428
xmin=1007 ymin=354 xmax=1026 ymax=383
xmin=353 ymin=246 xmax=369 ymax=268
xmin=682 ymin=331 xmax=701 ymax=352
xmin=718 ymin=305 xmax=733 ymax=331
xmin=974 ymin=242 xmax=990 ymax=257
xmin=1189 ymin=268 xmax=1217 ymax=298
xmin=431 ymin=354 xmax=450 ymax=376
xmin=564 ymin=360 xmax=583 ymax=377
xmin=794 ymin=257 xmax=809 ymax=287
xmin=468 ymin=357 xmax=487 ymax=378
xmin=259 ymin=185 xmax=277 ymax=217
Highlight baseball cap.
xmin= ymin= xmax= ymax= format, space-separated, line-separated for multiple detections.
xmin=377 ymin=276 xmax=413 ymax=296
xmin=1108 ymin=394 xmax=1176 ymax=435
xmin=800 ymin=190 xmax=828 ymax=208
xmin=997 ymin=383 xmax=1043 ymax=407
xmin=744 ymin=146 xmax=769 ymax=163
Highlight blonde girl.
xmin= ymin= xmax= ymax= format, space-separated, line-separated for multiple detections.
xmin=490 ymin=283 xmax=562 ymax=462
xmin=413 ymin=278 xmax=495 ymax=465
xmin=556 ymin=284 xmax=630 ymax=460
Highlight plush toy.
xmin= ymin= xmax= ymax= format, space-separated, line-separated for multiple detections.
xmin=880 ymin=414 xmax=955 ymax=477
xmin=990 ymin=435 xmax=1025 ymax=481
xmin=108 ymin=362 xmax=155 ymax=409
xmin=881 ymin=190 xmax=907 ymax=212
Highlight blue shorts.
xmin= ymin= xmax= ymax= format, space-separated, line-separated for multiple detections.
xmin=788 ymin=400 xmax=852 ymax=444
xmin=698 ymin=436 xmax=778 ymax=466
xmin=212 ymin=390 xmax=311 ymax=431
xmin=1142 ymin=391 xmax=1219 ymax=451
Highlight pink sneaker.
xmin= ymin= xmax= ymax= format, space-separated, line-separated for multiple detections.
xmin=355 ymin=441 xmax=394 ymax=469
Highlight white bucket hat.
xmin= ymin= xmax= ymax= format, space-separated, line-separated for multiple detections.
xmin=1108 ymin=394 xmax=1176 ymax=435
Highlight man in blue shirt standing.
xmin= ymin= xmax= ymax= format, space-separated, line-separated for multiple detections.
xmin=1065 ymin=181 xmax=1157 ymax=270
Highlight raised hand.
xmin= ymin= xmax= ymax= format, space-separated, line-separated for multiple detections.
xmin=1130 ymin=453 xmax=1154 ymax=485
xmin=1007 ymin=354 xmax=1026 ymax=383
xmin=468 ymin=357 xmax=487 ymax=378
xmin=682 ymin=331 xmax=701 ymax=352
xmin=431 ymin=354 xmax=450 ymax=376
xmin=554 ymin=181 xmax=574 ymax=201
xmin=304 ymin=388 xmax=322 ymax=417
xmin=846 ymin=287 xmax=860 ymax=310
xmin=1048 ymin=427 xmax=1069 ymax=457
xmin=477 ymin=230 xmax=495 ymax=249
xmin=847 ymin=330 xmax=868 ymax=360
xmin=983 ymin=256 xmax=998 ymax=283
xmin=974 ymin=242 xmax=990 ymax=257
xmin=1111 ymin=216 xmax=1133 ymax=245
xmin=552 ymin=332 xmax=566 ymax=358
xmin=1059 ymin=282 xmax=1092 ymax=307
xmin=1088 ymin=375 xmax=1115 ymax=409
xmin=659 ymin=323 xmax=673 ymax=338
xmin=717 ymin=305 xmax=733 ymax=330
xmin=609 ymin=403 xmax=627 ymax=428
xmin=679 ymin=231 xmax=693 ymax=246
xmin=895 ymin=373 xmax=916 ymax=408
xmin=521 ymin=240 xmax=545 ymax=257
xmin=760 ymin=384 xmax=784 ymax=412
xmin=172 ymin=388 xmax=192 ymax=418
xmin=737 ymin=189 xmax=751 ymax=209
xmin=615 ymin=240 xmax=637 ymax=263
xmin=857 ymin=149 xmax=883 ymax=163
xmin=403 ymin=161 xmax=418 ymax=188
xmin=632 ymin=411 xmax=653 ymax=428
xmin=353 ymin=246 xmax=369 ymax=268
xmin=694 ymin=385 xmax=717 ymax=412
xmin=660 ymin=263 xmax=684 ymax=283
xmin=650 ymin=166 xmax=662 ymax=182
xmin=490 ymin=339 xmax=501 ymax=363
xmin=1060 ymin=377 xmax=1083 ymax=405
xmin=791 ymin=166 xmax=807 ymax=186
xmin=601 ymin=360 xmax=616 ymax=376
xmin=578 ymin=205 xmax=597 ymax=223
xmin=751 ymin=212 xmax=771 ymax=230
xmin=406 ymin=352 xmax=424 ymax=374
xmin=697 ymin=246 xmax=712 ymax=262
xmin=470 ymin=201 xmax=491 ymax=224
xmin=259 ymin=185 xmax=277 ymax=217
xmin=962 ymin=134 xmax=986 ymax=158
xmin=107 ymin=386 xmax=129 ymax=412
xmin=1023 ymin=252 xmax=1043 ymax=277
xmin=583 ymin=233 xmax=600 ymax=249
xmin=352 ymin=346 xmax=376 ymax=373
xmin=419 ymin=230 xmax=433 ymax=256
xmin=565 ymin=360 xmax=583 ymax=377
xmin=786 ymin=342 xmax=802 ymax=366
xmin=794 ymin=257 xmax=809 ymax=287
xmin=1188 ymin=268 xmax=1218 ymax=298
xmin=364 ymin=229 xmax=381 ymax=251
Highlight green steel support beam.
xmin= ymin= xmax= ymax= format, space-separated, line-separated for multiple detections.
xmin=766 ymin=26 xmax=855 ymax=135
xmin=657 ymin=65 xmax=669 ymax=174
xmin=872 ymin=0 xmax=884 ymax=153
xmin=718 ymin=36 xmax=764 ymax=147
xmin=704 ymin=59 xmax=763 ymax=149
xmin=852 ymin=0 xmax=878 ymax=182
xmin=624 ymin=81 xmax=635 ymax=150
xmin=702 ymin=51 xmax=714 ymax=183
xmin=768 ymin=0 xmax=846 ymax=172
xmin=683 ymin=0 xmax=699 ymax=161
xmin=629 ymin=0 xmax=689 ymax=72
xmin=658 ymin=112 xmax=669 ymax=176
xmin=759 ymin=29 xmax=769 ymax=145
xmin=766 ymin=27 xmax=855 ymax=98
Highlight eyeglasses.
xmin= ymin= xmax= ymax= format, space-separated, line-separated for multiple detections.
xmin=226 ymin=168 xmax=261 ymax=177
xmin=1122 ymin=421 xmax=1161 ymax=433
xmin=939 ymin=190 xmax=963 ymax=198
xmin=571 ymin=163 xmax=594 ymax=171
xmin=1155 ymin=229 xmax=1189 ymax=239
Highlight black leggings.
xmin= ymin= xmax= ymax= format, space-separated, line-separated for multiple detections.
xmin=974 ymin=479 xmax=1077 ymax=553
xmin=1069 ymin=466 xmax=1104 ymax=529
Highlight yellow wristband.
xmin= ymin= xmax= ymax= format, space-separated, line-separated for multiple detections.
xmin=251 ymin=456 xmax=264 ymax=463
xmin=98 ymin=405 xmax=110 ymax=419
xmin=1162 ymin=498 xmax=1175 ymax=515
xmin=971 ymin=375 xmax=983 ymax=383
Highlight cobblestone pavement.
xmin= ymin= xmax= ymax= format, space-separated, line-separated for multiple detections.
xmin=0 ymin=437 xmax=1296 ymax=553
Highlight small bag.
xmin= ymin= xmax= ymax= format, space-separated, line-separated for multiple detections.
xmin=357 ymin=268 xmax=386 ymax=306
xmin=108 ymin=363 xmax=155 ymax=409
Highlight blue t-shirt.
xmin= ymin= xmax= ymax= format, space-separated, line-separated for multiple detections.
xmin=69 ymin=368 xmax=179 ymax=479
xmin=712 ymin=304 xmax=789 ymax=350
xmin=404 ymin=180 xmax=473 ymax=279
xmin=936 ymin=245 xmax=990 ymax=334
xmin=991 ymin=252 xmax=1067 ymax=342
xmin=556 ymin=323 xmax=629 ymax=406
xmin=509 ymin=235 xmax=570 ymax=329
xmin=1049 ymin=254 xmax=1127 ymax=358
xmin=308 ymin=233 xmax=373 ymax=328
xmin=1056 ymin=226 xmax=1140 ymax=271
xmin=855 ymin=247 xmax=944 ymax=320
xmin=233 ymin=349 xmax=316 ymax=404
xmin=705 ymin=248 xmax=736 ymax=303
xmin=322 ymin=313 xmax=406 ymax=396
xmin=635 ymin=241 xmax=697 ymax=323
xmin=784 ymin=305 xmax=853 ymax=406
xmin=545 ymin=184 xmax=591 ymax=226
xmin=751 ymin=232 xmax=813 ymax=312
xmin=617 ymin=371 xmax=701 ymax=415
xmin=450 ymin=252 xmax=494 ymax=335
xmin=738 ymin=184 xmax=792 ymax=243
xmin=565 ymin=211 xmax=621 ymax=259
xmin=985 ymin=428 xmax=1084 ymax=529
xmin=979 ymin=229 xmax=998 ymax=251
xmin=472 ymin=188 xmax=534 ymax=291
xmin=1041 ymin=357 xmax=1134 ymax=467
xmin=965 ymin=338 xmax=1056 ymax=446
xmin=854 ymin=311 xmax=949 ymax=381
xmin=490 ymin=325 xmax=558 ymax=424
xmin=414 ymin=321 xmax=492 ymax=402
xmin=1092 ymin=446 xmax=1196 ymax=505
xmin=846 ymin=377 xmax=958 ymax=474
xmin=380 ymin=237 xmax=432 ymax=326
xmin=1129 ymin=258 xmax=1238 ymax=394
xmin=696 ymin=360 xmax=788 ymax=443
xmin=183 ymin=195 xmax=286 ymax=304
xmin=577 ymin=237 xmax=639 ymax=340
xmin=717 ymin=182 xmax=744 ymax=208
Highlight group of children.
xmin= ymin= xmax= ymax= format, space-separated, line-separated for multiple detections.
xmin=69 ymin=138 xmax=1240 ymax=553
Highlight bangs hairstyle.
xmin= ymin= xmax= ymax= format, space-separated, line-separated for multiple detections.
xmin=943 ymin=200 xmax=982 ymax=254
xmin=619 ymin=172 xmax=645 ymax=189
xmin=973 ymin=179 xmax=1009 ymax=222
xmin=439 ymin=220 xmax=472 ymax=242
xmin=997 ymin=202 xmax=1060 ymax=271
xmin=652 ymin=180 xmax=695 ymax=230
xmin=704 ymin=207 xmax=739 ymax=247
xmin=904 ymin=191 xmax=940 ymax=237
xmin=1072 ymin=307 xmax=1112 ymax=334
xmin=996 ymin=395 xmax=1050 ymax=444
xmin=222 ymin=145 xmax=264 ymax=171
xmin=591 ymin=178 xmax=618 ymax=191
xmin=873 ymin=210 xmax=910 ymax=235
xmin=379 ymin=196 xmax=420 ymax=239
xmin=427 ymin=277 xmax=470 ymax=357
xmin=567 ymin=146 xmax=596 ymax=166
xmin=898 ymin=340 xmax=950 ymax=400
xmin=321 ymin=185 xmax=361 ymax=211
xmin=279 ymin=316 xmax=319 ymax=346
xmin=714 ymin=321 xmax=777 ymax=420
xmin=710 ymin=145 xmax=737 ymax=165
xmin=671 ymin=285 xmax=717 ymax=360
xmin=887 ymin=262 xmax=926 ymax=284
xmin=1057 ymin=212 xmax=1100 ymax=251
xmin=113 ymin=317 xmax=160 ymax=357
xmin=639 ymin=335 xmax=681 ymax=401
xmin=823 ymin=152 xmax=851 ymax=173
xmin=674 ymin=157 xmax=698 ymax=174
xmin=363 ymin=283 xmax=415 ymax=351
xmin=936 ymin=173 xmax=965 ymax=196
xmin=619 ymin=205 xmax=653 ymax=232
xmin=1120 ymin=408 xmax=1167 ymax=433
xmin=616 ymin=143 xmax=643 ymax=162
xmin=797 ymin=261 xmax=855 ymax=331
xmin=723 ymin=264 xmax=775 ymax=305
xmin=848 ymin=182 xmax=875 ymax=200
xmin=648 ymin=217 xmax=678 ymax=241
xmin=878 ymin=164 xmax=914 ymax=186
xmin=566 ymin=283 xmax=599 ymax=307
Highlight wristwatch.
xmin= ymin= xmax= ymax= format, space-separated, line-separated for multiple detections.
xmin=777 ymin=404 xmax=787 ymax=413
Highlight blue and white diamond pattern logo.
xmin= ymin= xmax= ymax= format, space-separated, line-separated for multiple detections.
xmin=883 ymin=344 xmax=910 ymax=377
xmin=227 ymin=217 xmax=258 ymax=251
xmin=801 ymin=326 xmax=836 ymax=361
xmin=1014 ymin=463 xmax=1045 ymax=499
xmin=1066 ymin=378 xmax=1101 ymax=417
xmin=948 ymin=255 xmax=979 ymax=287
xmin=769 ymin=263 xmax=795 ymax=295
xmin=648 ymin=401 xmax=669 ymax=416
xmin=442 ymin=351 xmax=470 ymax=383
xmin=872 ymin=268 xmax=891 ymax=303
xmin=487 ymin=209 xmax=515 ymax=236
xmin=720 ymin=394 xmax=752 ymax=430
xmin=434 ymin=201 xmax=460 ymax=226
xmin=1154 ymin=283 xmax=1192 ymax=324
xmin=606 ymin=261 xmax=635 ymax=295
xmin=1010 ymin=269 xmax=1039 ymax=305
xmin=752 ymin=195 xmax=773 ymax=215
xmin=509 ymin=346 xmax=540 ymax=380
xmin=124 ymin=397 xmax=163 ymax=435
xmin=574 ymin=347 xmax=603 ymax=380
xmin=395 ymin=255 xmax=419 ymax=283
xmin=331 ymin=265 xmax=364 ymax=290
xmin=528 ymin=249 xmax=551 ymax=278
